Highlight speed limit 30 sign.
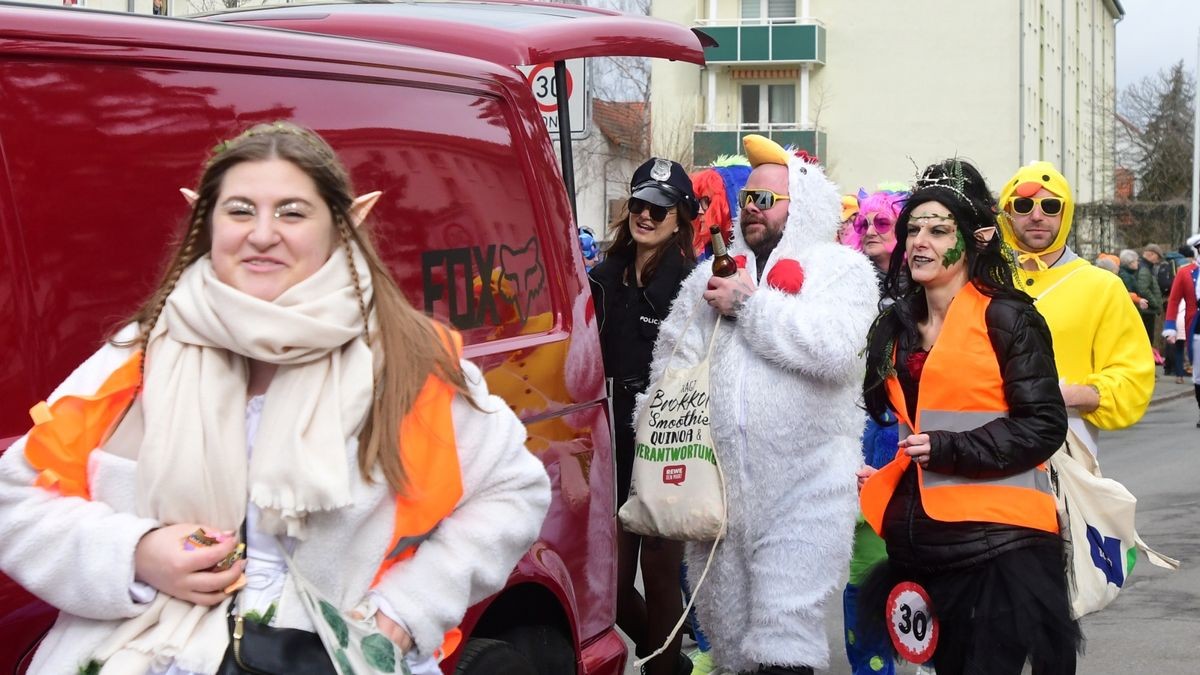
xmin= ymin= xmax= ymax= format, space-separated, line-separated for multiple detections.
xmin=886 ymin=581 xmax=939 ymax=663
xmin=517 ymin=59 xmax=588 ymax=139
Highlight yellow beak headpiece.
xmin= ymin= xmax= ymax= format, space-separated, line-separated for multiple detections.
xmin=743 ymin=134 xmax=790 ymax=168
xmin=997 ymin=162 xmax=1074 ymax=269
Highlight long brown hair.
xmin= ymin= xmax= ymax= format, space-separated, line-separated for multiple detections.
xmin=604 ymin=200 xmax=697 ymax=283
xmin=118 ymin=121 xmax=468 ymax=494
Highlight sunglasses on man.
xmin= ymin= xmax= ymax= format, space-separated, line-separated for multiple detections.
xmin=628 ymin=198 xmax=675 ymax=222
xmin=738 ymin=188 xmax=791 ymax=211
xmin=1008 ymin=196 xmax=1064 ymax=216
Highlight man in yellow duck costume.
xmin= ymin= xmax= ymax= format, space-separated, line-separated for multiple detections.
xmin=998 ymin=161 xmax=1155 ymax=453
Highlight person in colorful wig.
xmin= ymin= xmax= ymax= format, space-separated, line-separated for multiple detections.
xmin=644 ymin=135 xmax=877 ymax=675
xmin=0 ymin=122 xmax=550 ymax=674
xmin=838 ymin=184 xmax=910 ymax=675
xmin=852 ymin=187 xmax=909 ymax=282
xmin=690 ymin=155 xmax=752 ymax=258
xmin=998 ymin=161 xmax=1154 ymax=455
xmin=859 ymin=158 xmax=1079 ymax=674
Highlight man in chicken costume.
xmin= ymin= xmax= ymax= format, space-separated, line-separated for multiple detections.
xmin=998 ymin=161 xmax=1154 ymax=453
xmin=641 ymin=135 xmax=877 ymax=674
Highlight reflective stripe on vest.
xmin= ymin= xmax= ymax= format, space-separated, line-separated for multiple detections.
xmin=860 ymin=283 xmax=1059 ymax=535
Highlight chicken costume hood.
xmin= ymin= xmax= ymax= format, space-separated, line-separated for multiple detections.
xmin=639 ymin=134 xmax=878 ymax=671
xmin=998 ymin=161 xmax=1075 ymax=269
xmin=995 ymin=160 xmax=1154 ymax=439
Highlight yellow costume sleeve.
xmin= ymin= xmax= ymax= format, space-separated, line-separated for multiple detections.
xmin=1080 ymin=282 xmax=1155 ymax=430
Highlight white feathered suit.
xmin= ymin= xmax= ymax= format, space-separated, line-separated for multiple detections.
xmin=639 ymin=155 xmax=878 ymax=671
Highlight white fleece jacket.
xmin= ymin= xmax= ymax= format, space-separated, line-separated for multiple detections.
xmin=0 ymin=326 xmax=551 ymax=674
xmin=641 ymin=155 xmax=878 ymax=672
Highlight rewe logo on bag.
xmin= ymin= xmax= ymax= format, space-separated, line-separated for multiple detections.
xmin=663 ymin=465 xmax=686 ymax=485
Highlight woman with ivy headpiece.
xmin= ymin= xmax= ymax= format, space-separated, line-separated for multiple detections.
xmin=856 ymin=159 xmax=1081 ymax=674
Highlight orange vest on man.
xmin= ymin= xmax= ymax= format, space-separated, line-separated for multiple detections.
xmin=860 ymin=283 xmax=1059 ymax=537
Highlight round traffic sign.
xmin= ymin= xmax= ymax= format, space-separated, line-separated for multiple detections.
xmin=886 ymin=581 xmax=939 ymax=663
xmin=526 ymin=63 xmax=573 ymax=114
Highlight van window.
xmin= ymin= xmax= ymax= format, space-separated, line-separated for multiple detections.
xmin=0 ymin=61 xmax=554 ymax=380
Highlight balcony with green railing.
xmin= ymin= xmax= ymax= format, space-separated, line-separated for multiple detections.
xmin=693 ymin=124 xmax=826 ymax=166
xmin=696 ymin=19 xmax=826 ymax=64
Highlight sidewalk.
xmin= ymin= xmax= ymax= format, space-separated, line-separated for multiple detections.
xmin=1148 ymin=375 xmax=1194 ymax=407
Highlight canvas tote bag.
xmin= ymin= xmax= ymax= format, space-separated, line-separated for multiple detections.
xmin=619 ymin=301 xmax=726 ymax=542
xmin=618 ymin=301 xmax=728 ymax=670
xmin=1049 ymin=429 xmax=1179 ymax=618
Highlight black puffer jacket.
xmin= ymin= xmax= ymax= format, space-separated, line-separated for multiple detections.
xmin=883 ymin=296 xmax=1067 ymax=571
xmin=588 ymin=246 xmax=695 ymax=385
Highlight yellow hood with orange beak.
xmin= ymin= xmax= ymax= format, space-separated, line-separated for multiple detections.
xmin=998 ymin=162 xmax=1074 ymax=264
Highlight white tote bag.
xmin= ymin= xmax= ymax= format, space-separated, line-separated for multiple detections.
xmin=619 ymin=304 xmax=726 ymax=542
xmin=618 ymin=302 xmax=728 ymax=670
xmin=1049 ymin=430 xmax=1179 ymax=618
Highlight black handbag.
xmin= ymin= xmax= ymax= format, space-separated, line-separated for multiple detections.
xmin=217 ymin=610 xmax=336 ymax=675
xmin=217 ymin=520 xmax=335 ymax=675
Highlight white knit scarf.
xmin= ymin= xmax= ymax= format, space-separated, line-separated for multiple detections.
xmin=94 ymin=245 xmax=375 ymax=674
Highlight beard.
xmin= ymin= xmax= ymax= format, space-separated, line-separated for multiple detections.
xmin=743 ymin=216 xmax=784 ymax=262
xmin=749 ymin=230 xmax=783 ymax=262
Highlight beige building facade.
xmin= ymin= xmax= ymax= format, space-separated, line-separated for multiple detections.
xmin=652 ymin=0 xmax=1124 ymax=208
xmin=11 ymin=0 xmax=241 ymax=15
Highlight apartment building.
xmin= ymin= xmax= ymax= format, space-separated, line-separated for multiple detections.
xmin=651 ymin=0 xmax=1125 ymax=210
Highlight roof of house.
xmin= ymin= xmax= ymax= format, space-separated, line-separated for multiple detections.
xmin=592 ymin=99 xmax=647 ymax=153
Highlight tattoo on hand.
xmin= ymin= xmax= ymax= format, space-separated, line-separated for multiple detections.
xmin=731 ymin=284 xmax=752 ymax=314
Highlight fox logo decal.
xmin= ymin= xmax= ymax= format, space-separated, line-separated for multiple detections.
xmin=498 ymin=237 xmax=546 ymax=323
xmin=421 ymin=236 xmax=547 ymax=329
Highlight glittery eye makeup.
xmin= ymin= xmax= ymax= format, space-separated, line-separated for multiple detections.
xmin=274 ymin=201 xmax=313 ymax=220
xmin=218 ymin=199 xmax=315 ymax=220
xmin=221 ymin=199 xmax=256 ymax=217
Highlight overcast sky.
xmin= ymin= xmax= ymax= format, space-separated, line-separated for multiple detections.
xmin=1117 ymin=0 xmax=1200 ymax=90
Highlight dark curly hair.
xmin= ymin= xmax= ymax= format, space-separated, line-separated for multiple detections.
xmin=863 ymin=159 xmax=1027 ymax=424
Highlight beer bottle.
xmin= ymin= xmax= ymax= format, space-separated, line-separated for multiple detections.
xmin=710 ymin=225 xmax=737 ymax=278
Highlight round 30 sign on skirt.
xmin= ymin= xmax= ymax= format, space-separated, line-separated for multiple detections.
xmin=886 ymin=581 xmax=939 ymax=664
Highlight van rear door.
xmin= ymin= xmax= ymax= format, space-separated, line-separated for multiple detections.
xmin=205 ymin=0 xmax=713 ymax=218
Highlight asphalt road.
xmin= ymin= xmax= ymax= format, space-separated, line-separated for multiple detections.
xmin=622 ymin=391 xmax=1199 ymax=675
xmin=1073 ymin=394 xmax=1199 ymax=675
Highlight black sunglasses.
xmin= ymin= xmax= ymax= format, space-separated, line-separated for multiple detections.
xmin=1009 ymin=196 xmax=1063 ymax=216
xmin=628 ymin=198 xmax=673 ymax=222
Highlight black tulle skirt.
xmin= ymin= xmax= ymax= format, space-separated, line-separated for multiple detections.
xmin=858 ymin=541 xmax=1084 ymax=675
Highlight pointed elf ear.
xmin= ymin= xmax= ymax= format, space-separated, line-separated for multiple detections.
xmin=974 ymin=226 xmax=997 ymax=246
xmin=348 ymin=191 xmax=382 ymax=229
xmin=179 ymin=188 xmax=199 ymax=206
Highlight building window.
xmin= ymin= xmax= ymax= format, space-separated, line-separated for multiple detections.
xmin=739 ymin=0 xmax=796 ymax=24
xmin=740 ymin=84 xmax=796 ymax=127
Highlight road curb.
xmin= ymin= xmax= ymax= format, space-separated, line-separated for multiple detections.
xmin=1148 ymin=389 xmax=1194 ymax=407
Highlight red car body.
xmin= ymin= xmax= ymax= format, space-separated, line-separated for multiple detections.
xmin=0 ymin=2 xmax=705 ymax=673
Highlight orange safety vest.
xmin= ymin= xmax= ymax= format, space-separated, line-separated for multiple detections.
xmin=859 ymin=283 xmax=1059 ymax=537
xmin=24 ymin=327 xmax=468 ymax=659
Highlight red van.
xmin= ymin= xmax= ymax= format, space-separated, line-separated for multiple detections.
xmin=0 ymin=3 xmax=706 ymax=673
